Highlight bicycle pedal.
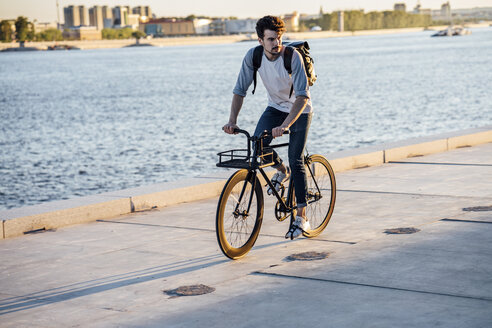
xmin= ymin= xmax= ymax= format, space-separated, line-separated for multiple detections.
xmin=267 ymin=184 xmax=283 ymax=195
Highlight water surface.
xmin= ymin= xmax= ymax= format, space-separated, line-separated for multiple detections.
xmin=1 ymin=28 xmax=491 ymax=209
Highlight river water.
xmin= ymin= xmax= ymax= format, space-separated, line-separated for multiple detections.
xmin=1 ymin=28 xmax=491 ymax=210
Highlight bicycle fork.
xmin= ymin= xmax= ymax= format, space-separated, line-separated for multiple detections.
xmin=233 ymin=171 xmax=257 ymax=219
xmin=305 ymin=157 xmax=323 ymax=203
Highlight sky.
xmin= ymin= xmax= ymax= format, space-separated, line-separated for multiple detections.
xmin=1 ymin=0 xmax=492 ymax=22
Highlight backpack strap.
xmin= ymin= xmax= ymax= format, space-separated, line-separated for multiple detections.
xmin=283 ymin=46 xmax=295 ymax=98
xmin=252 ymin=45 xmax=263 ymax=95
xmin=283 ymin=46 xmax=294 ymax=74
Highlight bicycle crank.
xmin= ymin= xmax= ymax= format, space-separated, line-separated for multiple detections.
xmin=274 ymin=197 xmax=288 ymax=221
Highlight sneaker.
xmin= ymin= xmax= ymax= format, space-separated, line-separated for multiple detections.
xmin=285 ymin=216 xmax=311 ymax=240
xmin=267 ymin=167 xmax=290 ymax=195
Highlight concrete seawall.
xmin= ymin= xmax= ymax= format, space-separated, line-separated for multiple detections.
xmin=1 ymin=126 xmax=491 ymax=240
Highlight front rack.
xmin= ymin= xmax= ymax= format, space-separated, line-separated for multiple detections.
xmin=216 ymin=148 xmax=275 ymax=169
xmin=217 ymin=128 xmax=289 ymax=170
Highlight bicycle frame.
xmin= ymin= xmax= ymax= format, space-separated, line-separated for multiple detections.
xmin=218 ymin=128 xmax=325 ymax=220
xmin=227 ymin=129 xmax=300 ymax=219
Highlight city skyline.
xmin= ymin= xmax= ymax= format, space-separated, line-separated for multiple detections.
xmin=1 ymin=0 xmax=492 ymax=22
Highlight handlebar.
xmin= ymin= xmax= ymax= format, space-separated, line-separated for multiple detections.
xmin=227 ymin=128 xmax=290 ymax=160
xmin=232 ymin=128 xmax=251 ymax=138
xmin=232 ymin=128 xmax=290 ymax=140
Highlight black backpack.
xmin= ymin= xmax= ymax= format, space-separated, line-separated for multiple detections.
xmin=251 ymin=41 xmax=317 ymax=97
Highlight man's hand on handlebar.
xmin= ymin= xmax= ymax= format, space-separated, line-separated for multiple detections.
xmin=272 ymin=125 xmax=289 ymax=138
xmin=223 ymin=122 xmax=239 ymax=134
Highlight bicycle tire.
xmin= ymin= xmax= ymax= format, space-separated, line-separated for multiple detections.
xmin=303 ymin=154 xmax=336 ymax=238
xmin=216 ymin=169 xmax=264 ymax=259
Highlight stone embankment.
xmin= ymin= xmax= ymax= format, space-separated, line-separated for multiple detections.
xmin=0 ymin=126 xmax=490 ymax=240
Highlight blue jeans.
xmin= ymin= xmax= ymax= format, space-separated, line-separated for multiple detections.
xmin=253 ymin=107 xmax=312 ymax=207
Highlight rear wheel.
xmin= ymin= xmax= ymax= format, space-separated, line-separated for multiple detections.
xmin=303 ymin=155 xmax=336 ymax=237
xmin=216 ymin=170 xmax=264 ymax=259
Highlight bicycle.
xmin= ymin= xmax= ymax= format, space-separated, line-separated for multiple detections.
xmin=215 ymin=128 xmax=336 ymax=259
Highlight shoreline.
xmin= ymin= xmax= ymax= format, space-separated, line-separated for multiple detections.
xmin=1 ymin=22 xmax=490 ymax=51
xmin=1 ymin=126 xmax=490 ymax=240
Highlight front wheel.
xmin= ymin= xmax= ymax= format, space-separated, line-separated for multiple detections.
xmin=216 ymin=169 xmax=264 ymax=259
xmin=303 ymin=154 xmax=336 ymax=238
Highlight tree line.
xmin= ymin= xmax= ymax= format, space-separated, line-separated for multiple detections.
xmin=1 ymin=17 xmax=63 ymax=42
xmin=303 ymin=10 xmax=433 ymax=31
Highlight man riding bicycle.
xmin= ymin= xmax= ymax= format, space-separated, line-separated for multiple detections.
xmin=223 ymin=15 xmax=314 ymax=240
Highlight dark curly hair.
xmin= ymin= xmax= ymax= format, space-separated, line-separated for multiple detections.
xmin=255 ymin=16 xmax=286 ymax=39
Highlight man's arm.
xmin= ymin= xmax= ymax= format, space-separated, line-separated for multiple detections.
xmin=224 ymin=48 xmax=255 ymax=134
xmin=223 ymin=93 xmax=244 ymax=134
xmin=271 ymin=96 xmax=308 ymax=137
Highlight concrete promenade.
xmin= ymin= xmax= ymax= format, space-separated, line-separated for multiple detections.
xmin=1 ymin=142 xmax=491 ymax=327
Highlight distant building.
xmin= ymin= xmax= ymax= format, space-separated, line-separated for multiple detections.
xmin=413 ymin=4 xmax=431 ymax=16
xmin=441 ymin=2 xmax=451 ymax=19
xmin=63 ymin=4 xmax=152 ymax=30
xmin=282 ymin=12 xmax=300 ymax=32
xmin=140 ymin=18 xmax=194 ymax=36
xmin=127 ymin=14 xmax=140 ymax=29
xmin=338 ymin=11 xmax=344 ymax=32
xmin=124 ymin=6 xmax=131 ymax=17
xmin=34 ymin=22 xmax=58 ymax=33
xmin=113 ymin=6 xmax=128 ymax=26
xmin=210 ymin=19 xmax=227 ymax=35
xmin=64 ymin=6 xmax=80 ymax=28
xmin=420 ymin=9 xmax=432 ymax=16
xmin=89 ymin=6 xmax=104 ymax=30
xmin=63 ymin=5 xmax=91 ymax=27
xmin=451 ymin=7 xmax=492 ymax=20
xmin=133 ymin=6 xmax=152 ymax=22
xmin=193 ymin=19 xmax=212 ymax=35
xmin=394 ymin=3 xmax=406 ymax=12
xmin=429 ymin=2 xmax=452 ymax=21
xmin=79 ymin=6 xmax=89 ymax=26
xmin=298 ymin=6 xmax=324 ymax=22
xmin=299 ymin=13 xmax=318 ymax=21
xmin=225 ymin=19 xmax=256 ymax=34
xmin=102 ymin=6 xmax=113 ymax=28
xmin=63 ymin=26 xmax=101 ymax=40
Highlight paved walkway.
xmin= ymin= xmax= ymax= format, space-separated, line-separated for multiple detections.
xmin=1 ymin=143 xmax=491 ymax=327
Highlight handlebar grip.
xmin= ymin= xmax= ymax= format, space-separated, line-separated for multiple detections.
xmin=261 ymin=129 xmax=290 ymax=137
